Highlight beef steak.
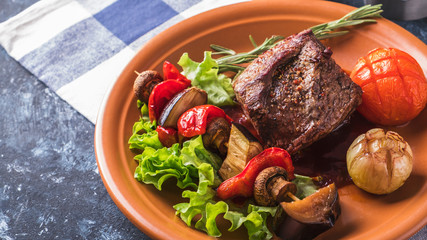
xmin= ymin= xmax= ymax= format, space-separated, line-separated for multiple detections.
xmin=233 ymin=29 xmax=362 ymax=154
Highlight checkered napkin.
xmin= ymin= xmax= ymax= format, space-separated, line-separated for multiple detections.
xmin=0 ymin=0 xmax=247 ymax=123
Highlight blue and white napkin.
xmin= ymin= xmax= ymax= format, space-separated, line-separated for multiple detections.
xmin=0 ymin=0 xmax=247 ymax=123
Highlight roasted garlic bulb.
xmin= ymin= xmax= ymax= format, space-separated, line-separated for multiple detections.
xmin=346 ymin=128 xmax=413 ymax=195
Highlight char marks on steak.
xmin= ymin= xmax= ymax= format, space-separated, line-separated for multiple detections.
xmin=233 ymin=29 xmax=362 ymax=154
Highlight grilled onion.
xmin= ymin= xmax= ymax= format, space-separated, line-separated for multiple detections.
xmin=346 ymin=128 xmax=413 ymax=195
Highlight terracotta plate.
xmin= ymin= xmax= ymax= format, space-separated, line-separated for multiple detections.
xmin=94 ymin=1 xmax=427 ymax=239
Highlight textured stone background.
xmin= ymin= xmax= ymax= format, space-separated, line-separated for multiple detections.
xmin=0 ymin=0 xmax=425 ymax=239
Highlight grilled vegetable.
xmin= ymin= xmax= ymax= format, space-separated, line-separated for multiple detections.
xmin=156 ymin=125 xmax=178 ymax=148
xmin=351 ymin=48 xmax=427 ymax=125
xmin=218 ymin=123 xmax=263 ymax=180
xmin=202 ymin=117 xmax=231 ymax=157
xmin=163 ymin=60 xmax=192 ymax=85
xmin=133 ymin=70 xmax=163 ymax=103
xmin=253 ymin=166 xmax=297 ymax=206
xmin=216 ymin=147 xmax=295 ymax=200
xmin=158 ymin=87 xmax=208 ymax=128
xmin=280 ymin=183 xmax=340 ymax=226
xmin=346 ymin=128 xmax=413 ymax=194
xmin=275 ymin=183 xmax=341 ymax=240
xmin=148 ymin=80 xmax=190 ymax=122
xmin=177 ymin=105 xmax=231 ymax=138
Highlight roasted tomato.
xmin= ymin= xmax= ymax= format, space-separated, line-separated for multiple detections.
xmin=350 ymin=48 xmax=427 ymax=126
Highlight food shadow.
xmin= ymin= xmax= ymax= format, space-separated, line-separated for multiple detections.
xmin=378 ymin=173 xmax=426 ymax=204
xmin=292 ymin=112 xmax=376 ymax=188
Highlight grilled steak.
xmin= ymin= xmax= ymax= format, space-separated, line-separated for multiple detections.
xmin=233 ymin=29 xmax=362 ymax=154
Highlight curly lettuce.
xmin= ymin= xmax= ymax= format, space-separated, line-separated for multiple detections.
xmin=134 ymin=144 xmax=198 ymax=190
xmin=173 ymin=162 xmax=278 ymax=240
xmin=128 ymin=102 xmax=162 ymax=151
xmin=178 ymin=51 xmax=235 ymax=107
xmin=180 ymin=135 xmax=223 ymax=187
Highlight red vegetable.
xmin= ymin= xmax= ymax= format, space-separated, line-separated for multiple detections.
xmin=147 ymin=61 xmax=193 ymax=121
xmin=216 ymin=147 xmax=295 ymax=200
xmin=148 ymin=80 xmax=190 ymax=121
xmin=163 ymin=61 xmax=191 ymax=85
xmin=177 ymin=105 xmax=232 ymax=138
xmin=351 ymin=48 xmax=427 ymax=125
xmin=156 ymin=126 xmax=178 ymax=148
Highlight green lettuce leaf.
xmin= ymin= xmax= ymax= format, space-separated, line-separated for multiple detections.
xmin=174 ymin=163 xmax=225 ymax=236
xmin=174 ymin=162 xmax=277 ymax=239
xmin=128 ymin=103 xmax=162 ymax=151
xmin=131 ymin=102 xmax=196 ymax=190
xmin=178 ymin=51 xmax=235 ymax=107
xmin=180 ymin=135 xmax=223 ymax=187
xmin=130 ymin=109 xmax=223 ymax=191
xmin=134 ymin=144 xmax=198 ymax=190
xmin=181 ymin=135 xmax=222 ymax=171
xmin=224 ymin=205 xmax=277 ymax=240
xmin=292 ymin=174 xmax=319 ymax=199
xmin=128 ymin=126 xmax=162 ymax=150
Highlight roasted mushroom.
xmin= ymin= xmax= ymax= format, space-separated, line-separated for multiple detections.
xmin=159 ymin=87 xmax=208 ymax=128
xmin=253 ymin=166 xmax=297 ymax=206
xmin=133 ymin=70 xmax=163 ymax=103
xmin=280 ymin=183 xmax=340 ymax=226
xmin=202 ymin=117 xmax=231 ymax=157
xmin=275 ymin=183 xmax=341 ymax=240
xmin=218 ymin=123 xmax=263 ymax=180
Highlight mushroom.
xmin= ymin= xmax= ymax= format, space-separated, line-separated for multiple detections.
xmin=274 ymin=183 xmax=341 ymax=240
xmin=218 ymin=123 xmax=263 ymax=180
xmin=159 ymin=87 xmax=208 ymax=128
xmin=202 ymin=117 xmax=231 ymax=157
xmin=133 ymin=70 xmax=163 ymax=103
xmin=280 ymin=183 xmax=340 ymax=227
xmin=253 ymin=166 xmax=297 ymax=206
xmin=251 ymin=166 xmax=341 ymax=239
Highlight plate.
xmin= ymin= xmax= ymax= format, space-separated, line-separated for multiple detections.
xmin=94 ymin=1 xmax=427 ymax=239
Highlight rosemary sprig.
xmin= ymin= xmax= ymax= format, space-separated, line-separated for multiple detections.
xmin=311 ymin=4 xmax=383 ymax=39
xmin=213 ymin=35 xmax=285 ymax=67
xmin=211 ymin=4 xmax=383 ymax=73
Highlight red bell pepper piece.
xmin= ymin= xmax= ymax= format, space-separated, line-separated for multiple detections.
xmin=177 ymin=105 xmax=232 ymax=138
xmin=163 ymin=61 xmax=191 ymax=85
xmin=156 ymin=125 xmax=178 ymax=148
xmin=148 ymin=79 xmax=190 ymax=121
xmin=216 ymin=147 xmax=295 ymax=200
xmin=147 ymin=61 xmax=192 ymax=121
